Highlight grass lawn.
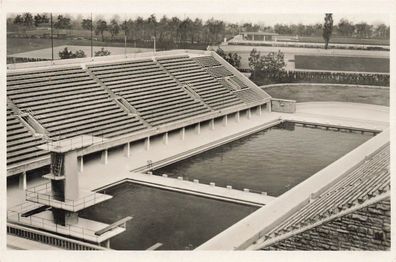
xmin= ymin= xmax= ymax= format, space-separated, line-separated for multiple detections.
xmin=294 ymin=55 xmax=389 ymax=73
xmin=264 ymin=84 xmax=389 ymax=106
xmin=295 ymin=36 xmax=389 ymax=46
xmin=7 ymin=37 xmax=144 ymax=55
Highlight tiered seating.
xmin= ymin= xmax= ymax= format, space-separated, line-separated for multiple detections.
xmin=206 ymin=66 xmax=233 ymax=78
xmin=193 ymin=56 xmax=221 ymax=67
xmin=264 ymin=145 xmax=390 ymax=239
xmin=235 ymin=88 xmax=269 ymax=104
xmin=229 ymin=76 xmax=249 ymax=89
xmin=88 ymin=59 xmax=211 ymax=126
xmin=7 ymin=66 xmax=145 ymax=140
xmin=7 ymin=107 xmax=48 ymax=166
xmin=158 ymin=56 xmax=244 ymax=110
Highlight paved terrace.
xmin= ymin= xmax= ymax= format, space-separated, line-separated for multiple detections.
xmin=8 ymin=102 xmax=389 ymax=209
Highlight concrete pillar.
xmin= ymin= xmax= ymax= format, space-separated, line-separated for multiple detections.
xmin=145 ymin=137 xmax=150 ymax=151
xmin=101 ymin=149 xmax=108 ymax=165
xmin=180 ymin=127 xmax=185 ymax=141
xmin=268 ymin=101 xmax=272 ymax=112
xmin=236 ymin=111 xmax=240 ymax=122
xmin=124 ymin=142 xmax=130 ymax=157
xmin=105 ymin=240 xmax=110 ymax=249
xmin=223 ymin=115 xmax=228 ymax=126
xmin=196 ymin=122 xmax=201 ymax=135
xmin=247 ymin=109 xmax=252 ymax=119
xmin=19 ymin=171 xmax=27 ymax=190
xmin=210 ymin=119 xmax=215 ymax=130
xmin=163 ymin=132 xmax=168 ymax=145
xmin=79 ymin=156 xmax=83 ymax=173
xmin=258 ymin=105 xmax=262 ymax=116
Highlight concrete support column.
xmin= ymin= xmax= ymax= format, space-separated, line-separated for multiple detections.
xmin=210 ymin=119 xmax=215 ymax=130
xmin=19 ymin=171 xmax=27 ymax=190
xmin=145 ymin=137 xmax=150 ymax=151
xmin=258 ymin=105 xmax=262 ymax=116
xmin=124 ymin=142 xmax=130 ymax=157
xmin=196 ymin=122 xmax=201 ymax=135
xmin=223 ymin=115 xmax=228 ymax=126
xmin=101 ymin=149 xmax=108 ymax=165
xmin=163 ymin=132 xmax=169 ymax=145
xmin=79 ymin=156 xmax=84 ymax=173
xmin=236 ymin=111 xmax=240 ymax=123
xmin=268 ymin=101 xmax=272 ymax=112
xmin=105 ymin=240 xmax=110 ymax=249
xmin=180 ymin=127 xmax=185 ymax=141
xmin=247 ymin=109 xmax=252 ymax=119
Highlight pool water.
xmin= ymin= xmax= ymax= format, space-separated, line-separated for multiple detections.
xmin=154 ymin=122 xmax=373 ymax=196
xmin=79 ymin=182 xmax=258 ymax=250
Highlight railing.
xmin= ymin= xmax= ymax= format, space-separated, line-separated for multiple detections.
xmin=7 ymin=208 xmax=102 ymax=243
xmin=25 ymin=182 xmax=111 ymax=211
xmin=7 ymin=223 xmax=108 ymax=250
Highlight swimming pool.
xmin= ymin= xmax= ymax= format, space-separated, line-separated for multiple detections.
xmin=79 ymin=182 xmax=258 ymax=250
xmin=153 ymin=122 xmax=374 ymax=196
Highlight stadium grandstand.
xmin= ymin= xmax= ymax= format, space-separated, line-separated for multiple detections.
xmin=6 ymin=49 xmax=390 ymax=251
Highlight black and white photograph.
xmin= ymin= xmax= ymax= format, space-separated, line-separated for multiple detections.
xmin=0 ymin=0 xmax=394 ymax=261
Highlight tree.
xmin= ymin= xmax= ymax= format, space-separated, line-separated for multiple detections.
xmin=322 ymin=13 xmax=333 ymax=49
xmin=108 ymin=19 xmax=120 ymax=40
xmin=216 ymin=48 xmax=241 ymax=68
xmin=355 ymin=22 xmax=373 ymax=38
xmin=81 ymin=18 xmax=93 ymax=31
xmin=22 ymin=13 xmax=34 ymax=28
xmin=249 ymin=49 xmax=286 ymax=79
xmin=95 ymin=48 xmax=111 ymax=56
xmin=34 ymin=13 xmax=49 ymax=27
xmin=59 ymin=47 xmax=86 ymax=59
xmin=54 ymin=15 xmax=71 ymax=29
xmin=373 ymin=24 xmax=389 ymax=39
xmin=337 ymin=19 xmax=355 ymax=37
xmin=13 ymin=14 xmax=24 ymax=25
xmin=95 ymin=19 xmax=107 ymax=42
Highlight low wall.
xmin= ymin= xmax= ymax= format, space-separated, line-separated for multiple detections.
xmin=271 ymin=98 xmax=296 ymax=113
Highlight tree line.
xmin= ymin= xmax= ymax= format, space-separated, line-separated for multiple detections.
xmin=7 ymin=13 xmax=390 ymax=45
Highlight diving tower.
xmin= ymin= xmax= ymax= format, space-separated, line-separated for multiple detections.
xmin=7 ymin=135 xmax=132 ymax=248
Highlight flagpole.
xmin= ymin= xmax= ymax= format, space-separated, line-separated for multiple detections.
xmin=50 ymin=13 xmax=54 ymax=61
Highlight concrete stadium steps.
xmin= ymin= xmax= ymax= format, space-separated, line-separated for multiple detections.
xmin=229 ymin=76 xmax=249 ymax=89
xmin=235 ymin=88 xmax=268 ymax=104
xmin=88 ymin=59 xmax=210 ymax=126
xmin=205 ymin=66 xmax=234 ymax=78
xmin=7 ymin=67 xmax=146 ymax=140
xmin=6 ymin=107 xmax=48 ymax=166
xmin=193 ymin=56 xmax=221 ymax=67
xmin=157 ymin=56 xmax=244 ymax=110
xmin=264 ymin=145 xmax=390 ymax=239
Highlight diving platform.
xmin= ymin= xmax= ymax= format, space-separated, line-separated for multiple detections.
xmin=25 ymin=183 xmax=112 ymax=212
xmin=7 ymin=207 xmax=125 ymax=243
xmin=37 ymin=135 xmax=105 ymax=153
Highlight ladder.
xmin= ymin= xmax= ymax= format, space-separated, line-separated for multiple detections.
xmin=52 ymin=154 xmax=63 ymax=176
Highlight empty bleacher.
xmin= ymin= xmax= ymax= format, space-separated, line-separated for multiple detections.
xmin=264 ymin=144 xmax=390 ymax=239
xmin=235 ymin=88 xmax=269 ymax=104
xmin=88 ymin=59 xmax=211 ymax=126
xmin=205 ymin=66 xmax=233 ymax=78
xmin=7 ymin=66 xmax=146 ymax=140
xmin=193 ymin=56 xmax=221 ymax=67
xmin=158 ymin=56 xmax=244 ymax=110
xmin=7 ymin=106 xmax=48 ymax=166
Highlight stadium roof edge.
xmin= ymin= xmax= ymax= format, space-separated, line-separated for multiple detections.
xmin=6 ymin=49 xmax=211 ymax=73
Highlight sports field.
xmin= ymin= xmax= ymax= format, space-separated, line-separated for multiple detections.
xmin=263 ymin=84 xmax=389 ymax=106
xmin=7 ymin=37 xmax=151 ymax=56
xmin=294 ymin=55 xmax=389 ymax=73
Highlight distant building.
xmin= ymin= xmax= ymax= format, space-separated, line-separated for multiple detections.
xmin=241 ymin=31 xmax=279 ymax=42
